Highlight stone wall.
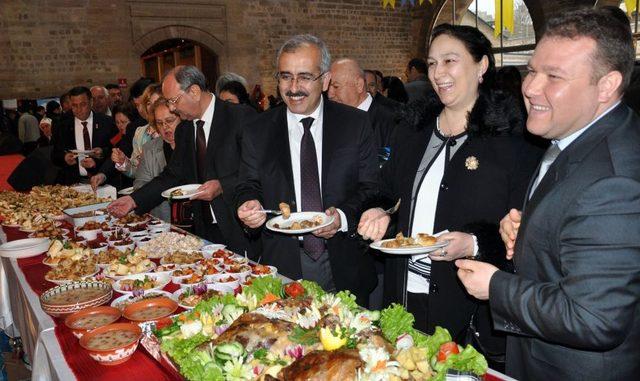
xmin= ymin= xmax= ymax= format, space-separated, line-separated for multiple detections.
xmin=0 ymin=0 xmax=417 ymax=100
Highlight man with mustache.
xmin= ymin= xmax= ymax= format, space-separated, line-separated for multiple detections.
xmin=236 ymin=34 xmax=378 ymax=305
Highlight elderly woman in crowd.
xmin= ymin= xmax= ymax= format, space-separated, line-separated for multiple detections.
xmin=132 ymin=97 xmax=181 ymax=221
xmin=358 ymin=24 xmax=541 ymax=368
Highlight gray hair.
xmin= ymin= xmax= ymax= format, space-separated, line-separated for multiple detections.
xmin=172 ymin=65 xmax=207 ymax=91
xmin=276 ymin=34 xmax=331 ymax=74
xmin=90 ymin=85 xmax=108 ymax=96
xmin=215 ymin=72 xmax=248 ymax=95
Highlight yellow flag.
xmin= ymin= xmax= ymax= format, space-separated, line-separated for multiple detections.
xmin=624 ymin=0 xmax=637 ymax=16
xmin=494 ymin=0 xmax=514 ymax=37
xmin=382 ymin=0 xmax=396 ymax=9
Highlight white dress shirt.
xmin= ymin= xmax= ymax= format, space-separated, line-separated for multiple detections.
xmin=193 ymin=94 xmax=217 ymax=223
xmin=356 ymin=93 xmax=374 ymax=112
xmin=286 ymin=98 xmax=348 ymax=232
xmin=193 ymin=93 xmax=216 ymax=144
xmin=74 ymin=112 xmax=94 ymax=176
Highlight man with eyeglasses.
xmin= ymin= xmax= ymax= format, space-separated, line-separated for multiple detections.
xmin=108 ymin=66 xmax=252 ymax=254
xmin=236 ymin=34 xmax=378 ymax=306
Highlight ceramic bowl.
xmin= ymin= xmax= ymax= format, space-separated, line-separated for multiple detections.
xmin=79 ymin=323 xmax=141 ymax=366
xmin=64 ymin=306 xmax=122 ymax=338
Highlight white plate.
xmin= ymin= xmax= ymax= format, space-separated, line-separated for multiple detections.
xmin=161 ymin=184 xmax=202 ymax=200
xmin=0 ymin=238 xmax=51 ymax=258
xmin=110 ymin=290 xmax=174 ymax=310
xmin=118 ymin=186 xmax=135 ymax=195
xmin=266 ymin=212 xmax=334 ymax=234
xmin=112 ymin=273 xmax=171 ymax=295
xmin=369 ymin=239 xmax=449 ymax=255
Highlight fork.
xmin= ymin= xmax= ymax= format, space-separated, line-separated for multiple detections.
xmin=256 ymin=209 xmax=283 ymax=215
xmin=384 ymin=198 xmax=401 ymax=215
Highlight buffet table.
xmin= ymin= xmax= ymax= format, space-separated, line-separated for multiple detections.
xmin=1 ymin=224 xmax=515 ymax=381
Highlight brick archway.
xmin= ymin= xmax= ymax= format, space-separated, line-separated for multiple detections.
xmin=132 ymin=25 xmax=226 ymax=64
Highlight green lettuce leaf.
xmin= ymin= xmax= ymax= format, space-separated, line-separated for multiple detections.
xmin=335 ymin=290 xmax=359 ymax=312
xmin=300 ymin=280 xmax=326 ymax=299
xmin=432 ymin=344 xmax=488 ymax=376
xmin=379 ymin=303 xmax=415 ymax=343
xmin=242 ymin=276 xmax=283 ymax=301
xmin=414 ymin=326 xmax=452 ymax=359
xmin=161 ymin=334 xmax=222 ymax=381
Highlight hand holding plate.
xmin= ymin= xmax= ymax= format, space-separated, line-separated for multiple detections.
xmin=312 ymin=207 xmax=341 ymax=239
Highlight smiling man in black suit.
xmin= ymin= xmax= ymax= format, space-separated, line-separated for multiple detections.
xmin=456 ymin=9 xmax=640 ymax=380
xmin=236 ymin=34 xmax=378 ymax=305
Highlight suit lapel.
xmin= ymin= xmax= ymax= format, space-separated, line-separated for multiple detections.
xmin=274 ymin=108 xmax=296 ymax=208
xmin=206 ymin=98 xmax=226 ymax=178
xmin=184 ymin=120 xmax=197 ymax=173
xmin=321 ymin=101 xmax=337 ymax=199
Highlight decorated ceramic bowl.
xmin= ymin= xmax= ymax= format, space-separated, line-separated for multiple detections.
xmin=79 ymin=323 xmax=141 ymax=366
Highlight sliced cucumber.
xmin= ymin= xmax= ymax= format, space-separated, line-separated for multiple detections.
xmin=215 ymin=341 xmax=244 ymax=362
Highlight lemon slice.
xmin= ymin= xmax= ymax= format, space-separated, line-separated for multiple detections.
xmin=320 ymin=327 xmax=347 ymax=351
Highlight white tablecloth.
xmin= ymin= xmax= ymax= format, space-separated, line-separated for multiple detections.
xmin=1 ymin=229 xmax=73 ymax=381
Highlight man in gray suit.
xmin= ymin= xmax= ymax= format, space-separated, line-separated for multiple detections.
xmin=456 ymin=9 xmax=640 ymax=380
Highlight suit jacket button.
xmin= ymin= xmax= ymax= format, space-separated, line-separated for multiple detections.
xmin=430 ymin=282 xmax=438 ymax=293
xmin=440 ymin=182 xmax=448 ymax=190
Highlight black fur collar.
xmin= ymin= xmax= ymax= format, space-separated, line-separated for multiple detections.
xmin=397 ymin=89 xmax=526 ymax=138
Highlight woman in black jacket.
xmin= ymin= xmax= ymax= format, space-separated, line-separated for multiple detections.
xmin=358 ymin=24 xmax=541 ymax=367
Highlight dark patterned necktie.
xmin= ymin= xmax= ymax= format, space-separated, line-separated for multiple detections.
xmin=81 ymin=121 xmax=91 ymax=150
xmin=195 ymin=120 xmax=206 ymax=183
xmin=300 ymin=117 xmax=324 ymax=260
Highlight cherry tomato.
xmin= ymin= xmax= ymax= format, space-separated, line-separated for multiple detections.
xmin=436 ymin=341 xmax=460 ymax=362
xmin=284 ymin=282 xmax=305 ymax=298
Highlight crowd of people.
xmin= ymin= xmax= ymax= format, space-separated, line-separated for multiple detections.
xmin=1 ymin=7 xmax=639 ymax=380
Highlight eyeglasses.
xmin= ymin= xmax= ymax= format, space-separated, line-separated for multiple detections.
xmin=275 ymin=72 xmax=326 ymax=86
xmin=156 ymin=116 xmax=179 ymax=128
xmin=167 ymin=91 xmax=185 ymax=105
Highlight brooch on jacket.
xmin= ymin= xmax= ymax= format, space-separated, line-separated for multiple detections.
xmin=465 ymin=156 xmax=479 ymax=170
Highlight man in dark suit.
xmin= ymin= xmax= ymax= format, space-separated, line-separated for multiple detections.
xmin=328 ymin=58 xmax=396 ymax=150
xmin=456 ymin=9 xmax=640 ymax=380
xmin=365 ymin=69 xmax=403 ymax=112
xmin=236 ymin=35 xmax=378 ymax=305
xmin=107 ymin=66 xmax=250 ymax=254
xmin=51 ymin=86 xmax=116 ymax=185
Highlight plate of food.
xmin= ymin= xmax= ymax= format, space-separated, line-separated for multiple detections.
xmin=161 ymin=184 xmax=203 ymax=200
xmin=118 ymin=186 xmax=135 ymax=196
xmin=172 ymin=284 xmax=224 ymax=310
xmin=112 ymin=273 xmax=171 ymax=295
xmin=111 ymin=290 xmax=174 ymax=310
xmin=369 ymin=232 xmax=448 ymax=255
xmin=266 ymin=211 xmax=334 ymax=234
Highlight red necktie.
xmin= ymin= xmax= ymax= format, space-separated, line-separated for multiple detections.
xmin=81 ymin=121 xmax=91 ymax=150
xmin=300 ymin=117 xmax=324 ymax=260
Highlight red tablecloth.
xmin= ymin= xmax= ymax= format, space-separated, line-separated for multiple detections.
xmin=7 ymin=225 xmax=182 ymax=381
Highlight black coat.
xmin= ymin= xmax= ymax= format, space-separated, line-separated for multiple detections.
xmin=490 ymin=103 xmax=640 ymax=380
xmin=367 ymin=97 xmax=397 ymax=149
xmin=380 ymin=90 xmax=541 ymax=348
xmin=51 ymin=112 xmax=117 ymax=184
xmin=131 ymin=99 xmax=252 ymax=254
xmin=235 ymin=99 xmax=379 ymax=305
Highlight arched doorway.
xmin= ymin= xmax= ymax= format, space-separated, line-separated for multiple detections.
xmin=140 ymin=39 xmax=219 ymax=90
xmin=431 ymin=0 xmax=535 ymax=67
